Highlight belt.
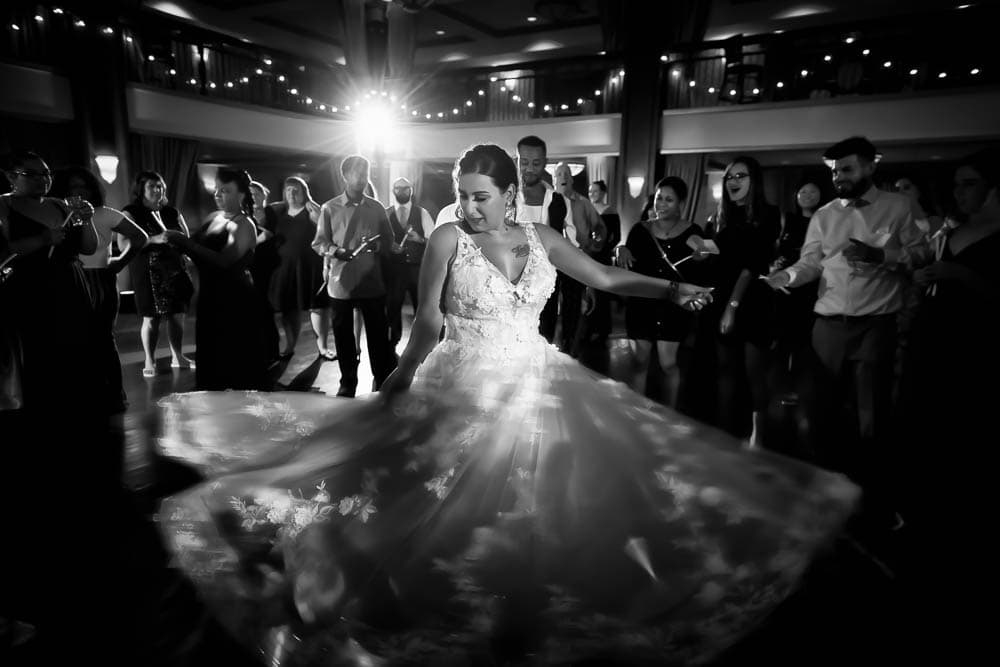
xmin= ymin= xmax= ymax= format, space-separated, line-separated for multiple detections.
xmin=817 ymin=312 xmax=894 ymax=323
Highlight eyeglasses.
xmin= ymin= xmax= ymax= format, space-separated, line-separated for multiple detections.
xmin=724 ymin=172 xmax=750 ymax=182
xmin=15 ymin=169 xmax=52 ymax=179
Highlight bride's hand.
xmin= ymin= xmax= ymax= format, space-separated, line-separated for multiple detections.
xmin=674 ymin=283 xmax=713 ymax=311
xmin=379 ymin=366 xmax=415 ymax=400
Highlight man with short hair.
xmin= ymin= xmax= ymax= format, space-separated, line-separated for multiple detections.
xmin=313 ymin=155 xmax=397 ymax=397
xmin=515 ymin=135 xmax=571 ymax=346
xmin=385 ymin=177 xmax=434 ymax=351
xmin=765 ymin=136 xmax=930 ymax=527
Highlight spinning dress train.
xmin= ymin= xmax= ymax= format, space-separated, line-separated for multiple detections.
xmin=158 ymin=222 xmax=858 ymax=665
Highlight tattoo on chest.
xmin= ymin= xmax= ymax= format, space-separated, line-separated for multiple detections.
xmin=511 ymin=243 xmax=530 ymax=258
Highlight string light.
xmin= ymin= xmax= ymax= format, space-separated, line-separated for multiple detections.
xmin=10 ymin=24 xmax=20 ymax=31
xmin=543 ymin=104 xmax=551 ymax=111
xmin=708 ymin=86 xmax=716 ymax=93
xmin=909 ymin=68 xmax=918 ymax=75
xmin=168 ymin=68 xmax=176 ymax=75
xmin=752 ymin=87 xmax=760 ymax=94
xmin=209 ymin=82 xmax=216 ymax=88
xmin=577 ymin=97 xmax=584 ymax=104
xmin=800 ymin=69 xmax=809 ymax=76
xmin=319 ymin=104 xmax=326 ymax=111
xmin=277 ymin=75 xmax=286 ymax=82
xmin=125 ymin=36 xmax=133 ymax=43
xmin=34 ymin=15 xmax=44 ymax=23
xmin=101 ymin=26 xmax=114 ymax=35
xmin=465 ymin=100 xmax=473 ymax=106
xmin=528 ymin=102 xmax=535 ymax=108
xmin=823 ymin=54 xmax=832 ymax=62
xmin=289 ymin=87 xmax=298 ymax=94
xmin=452 ymin=108 xmax=459 ymax=114
xmin=305 ymin=96 xmax=312 ymax=103
xmin=477 ymin=89 xmax=485 ymax=96
xmin=845 ymin=36 xmax=855 ymax=44
xmin=938 ymin=72 xmax=947 ymax=78
xmin=263 ymin=58 xmax=272 ymax=65
xmin=560 ymin=103 xmax=568 ymax=110
xmin=74 ymin=19 xmax=85 ymax=28
xmin=971 ymin=67 xmax=981 ymax=75
xmin=489 ymin=76 xmax=498 ymax=82
xmin=146 ymin=54 xmax=155 ymax=61
xmin=776 ymin=81 xmax=784 ymax=88
xmin=862 ymin=48 xmax=871 ymax=55
xmin=595 ymin=90 xmax=601 ymax=96
xmin=437 ymin=112 xmax=444 ymax=118
xmin=883 ymin=60 xmax=892 ymax=68
xmin=226 ymin=81 xmax=234 ymax=88
xmin=331 ymin=106 xmax=338 ymax=112
xmin=661 ymin=55 xmax=668 ymax=62
xmin=241 ymin=76 xmax=249 ymax=83
xmin=688 ymin=80 xmax=696 ymax=87
xmin=53 ymin=8 xmax=63 ymax=14
xmin=255 ymin=68 xmax=263 ymax=75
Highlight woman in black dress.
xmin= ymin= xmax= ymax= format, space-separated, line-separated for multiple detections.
xmin=619 ymin=176 xmax=706 ymax=406
xmin=0 ymin=150 xmax=100 ymax=411
xmin=122 ymin=171 xmax=195 ymax=377
xmin=268 ymin=176 xmax=330 ymax=360
xmin=702 ymin=157 xmax=781 ymax=447
xmin=165 ymin=169 xmax=271 ymax=391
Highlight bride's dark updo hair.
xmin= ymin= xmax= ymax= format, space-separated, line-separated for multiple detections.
xmin=454 ymin=144 xmax=518 ymax=196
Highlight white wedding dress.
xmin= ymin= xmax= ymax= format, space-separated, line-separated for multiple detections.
xmin=159 ymin=222 xmax=858 ymax=665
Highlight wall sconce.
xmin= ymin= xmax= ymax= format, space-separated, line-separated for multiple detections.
xmin=627 ymin=176 xmax=645 ymax=198
xmin=94 ymin=154 xmax=119 ymax=184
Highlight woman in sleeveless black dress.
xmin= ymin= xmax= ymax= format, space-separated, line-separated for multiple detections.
xmin=166 ymin=169 xmax=271 ymax=391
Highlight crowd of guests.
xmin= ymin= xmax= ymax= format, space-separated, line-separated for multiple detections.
xmin=2 ymin=136 xmax=998 ymax=551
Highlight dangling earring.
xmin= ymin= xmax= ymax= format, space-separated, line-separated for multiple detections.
xmin=454 ymin=204 xmax=465 ymax=220
xmin=505 ymin=198 xmax=516 ymax=224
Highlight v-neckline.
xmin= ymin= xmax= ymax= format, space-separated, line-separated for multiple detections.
xmin=461 ymin=226 xmax=531 ymax=286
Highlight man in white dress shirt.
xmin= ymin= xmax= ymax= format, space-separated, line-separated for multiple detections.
xmin=765 ymin=136 xmax=930 ymax=528
xmin=385 ymin=177 xmax=435 ymax=351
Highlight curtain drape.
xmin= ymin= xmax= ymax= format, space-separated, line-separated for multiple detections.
xmin=663 ymin=153 xmax=707 ymax=222
xmin=586 ymin=155 xmax=617 ymax=200
xmin=128 ymin=133 xmax=202 ymax=224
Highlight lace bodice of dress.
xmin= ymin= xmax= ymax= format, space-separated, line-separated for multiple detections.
xmin=443 ymin=223 xmax=556 ymax=352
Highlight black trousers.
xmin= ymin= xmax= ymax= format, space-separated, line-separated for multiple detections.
xmin=800 ymin=313 xmax=897 ymax=515
xmin=539 ymin=272 xmax=584 ymax=354
xmin=330 ymin=295 xmax=397 ymax=390
xmin=386 ymin=262 xmax=421 ymax=347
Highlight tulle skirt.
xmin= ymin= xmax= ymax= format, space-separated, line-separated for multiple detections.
xmin=157 ymin=335 xmax=858 ymax=665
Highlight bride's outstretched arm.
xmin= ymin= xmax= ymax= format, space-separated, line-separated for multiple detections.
xmin=533 ymin=223 xmax=712 ymax=308
xmin=384 ymin=224 xmax=458 ymax=391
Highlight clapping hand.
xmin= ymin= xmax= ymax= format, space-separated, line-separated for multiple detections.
xmin=65 ymin=196 xmax=94 ymax=224
xmin=843 ymin=238 xmax=884 ymax=264
xmin=163 ymin=230 xmax=189 ymax=248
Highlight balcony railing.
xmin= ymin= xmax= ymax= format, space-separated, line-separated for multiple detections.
xmin=659 ymin=4 xmax=997 ymax=110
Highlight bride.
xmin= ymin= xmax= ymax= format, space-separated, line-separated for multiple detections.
xmin=159 ymin=144 xmax=857 ymax=665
